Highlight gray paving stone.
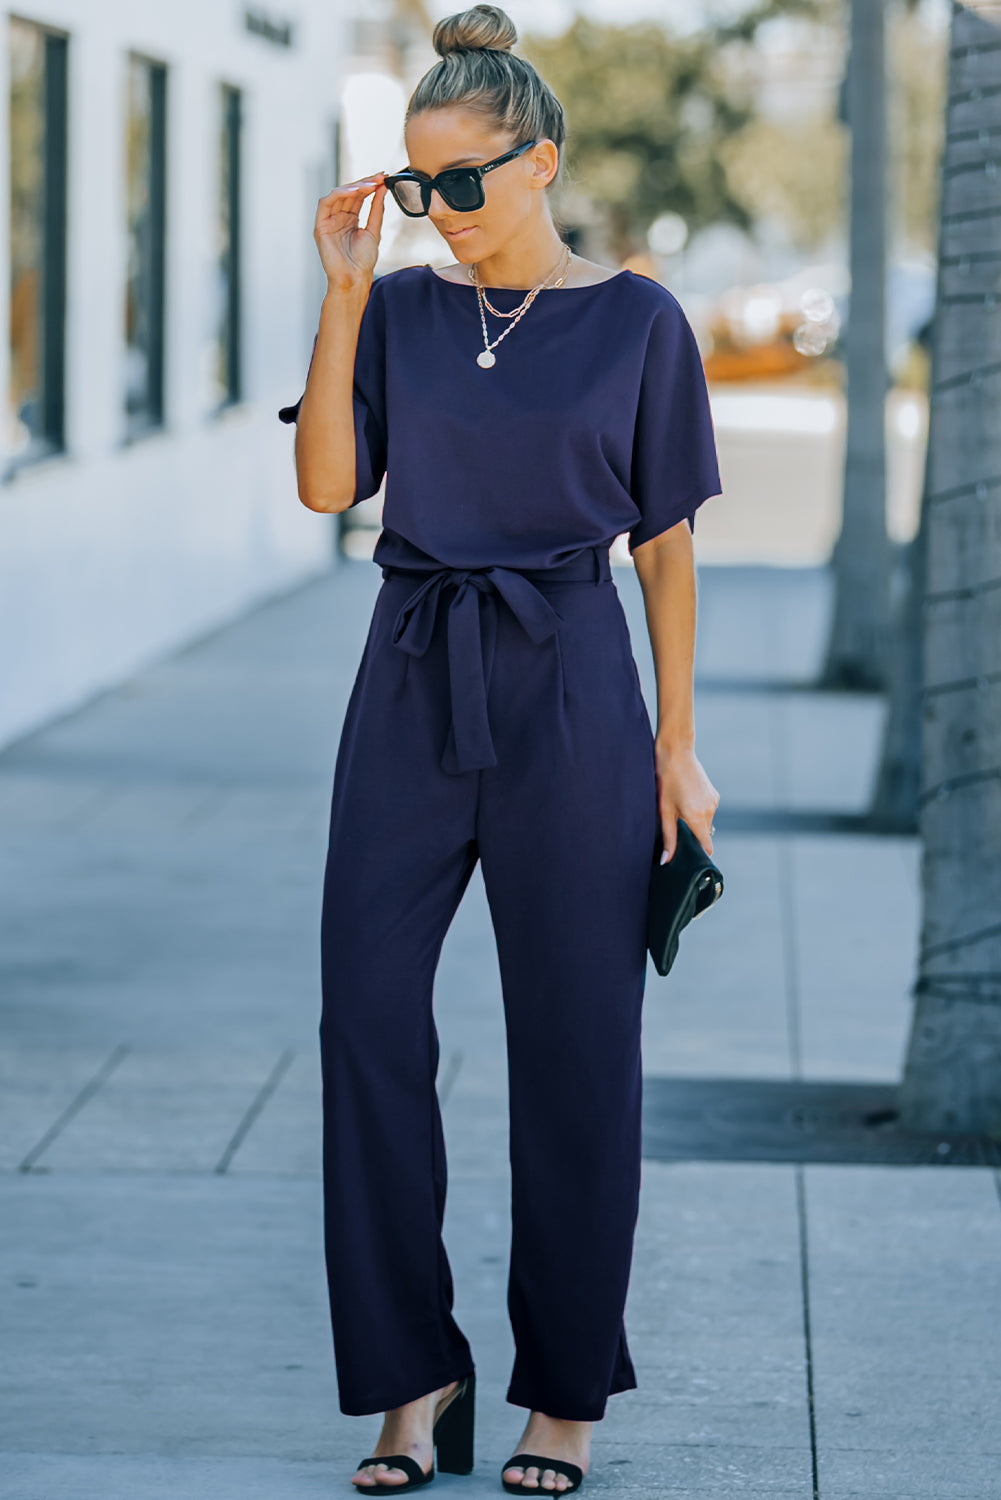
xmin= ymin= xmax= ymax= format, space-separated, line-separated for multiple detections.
xmin=28 ymin=1048 xmax=290 ymax=1174
xmin=806 ymin=1166 xmax=1001 ymax=1490
xmin=0 ymin=1176 xmax=337 ymax=1458
xmin=640 ymin=834 xmax=792 ymax=1079
xmin=689 ymin=564 xmax=833 ymax=686
xmin=790 ymin=836 xmax=920 ymax=1081
xmin=227 ymin=1050 xmax=322 ymax=1178
xmin=0 ymin=1048 xmax=123 ymax=1172
xmin=625 ymin=1163 xmax=810 ymax=1455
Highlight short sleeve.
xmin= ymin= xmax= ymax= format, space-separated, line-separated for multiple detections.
xmin=277 ymin=276 xmax=388 ymax=504
xmin=627 ymin=298 xmax=722 ymax=553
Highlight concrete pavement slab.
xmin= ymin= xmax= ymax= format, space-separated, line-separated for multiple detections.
xmin=806 ymin=1166 xmax=1001 ymax=1492
xmin=27 ymin=1048 xmax=293 ymax=1174
xmin=640 ymin=834 xmax=792 ymax=1079
xmin=789 ymin=836 xmax=919 ymax=1081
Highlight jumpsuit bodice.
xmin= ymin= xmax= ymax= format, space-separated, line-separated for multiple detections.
xmin=279 ymin=262 xmax=723 ymax=775
xmin=278 ymin=262 xmax=722 ymax=570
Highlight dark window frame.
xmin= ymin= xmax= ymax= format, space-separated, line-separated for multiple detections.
xmin=123 ymin=52 xmax=167 ymax=441
xmin=215 ymin=82 xmax=242 ymax=410
xmin=6 ymin=18 xmax=68 ymax=479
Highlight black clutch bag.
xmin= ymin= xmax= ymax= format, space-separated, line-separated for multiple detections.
xmin=646 ymin=817 xmax=724 ymax=977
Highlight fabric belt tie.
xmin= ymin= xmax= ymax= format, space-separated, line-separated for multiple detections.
xmin=384 ymin=548 xmax=610 ymax=775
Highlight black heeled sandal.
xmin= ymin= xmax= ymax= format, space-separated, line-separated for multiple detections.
xmin=500 ymin=1452 xmax=584 ymax=1495
xmin=354 ymin=1371 xmax=476 ymax=1492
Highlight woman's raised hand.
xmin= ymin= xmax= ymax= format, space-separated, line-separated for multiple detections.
xmin=315 ymin=173 xmax=388 ymax=294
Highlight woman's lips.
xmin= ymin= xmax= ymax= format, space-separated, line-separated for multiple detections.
xmin=445 ymin=226 xmax=477 ymax=238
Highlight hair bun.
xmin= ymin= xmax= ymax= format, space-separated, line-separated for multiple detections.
xmin=433 ymin=5 xmax=518 ymax=58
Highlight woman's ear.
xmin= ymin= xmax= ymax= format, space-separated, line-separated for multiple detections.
xmin=530 ymin=139 xmax=559 ymax=189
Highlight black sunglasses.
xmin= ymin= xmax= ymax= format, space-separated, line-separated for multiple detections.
xmin=383 ymin=139 xmax=539 ymax=217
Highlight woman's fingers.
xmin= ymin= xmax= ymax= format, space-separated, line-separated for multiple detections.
xmin=659 ymin=801 xmax=718 ymax=862
xmin=319 ymin=172 xmax=386 ymax=205
xmin=659 ymin=810 xmax=680 ymax=864
xmin=314 ymin=175 xmax=387 ymax=241
xmin=361 ymin=180 xmax=388 ymax=241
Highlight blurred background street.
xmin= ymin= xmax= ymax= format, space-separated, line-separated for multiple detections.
xmin=4 ymin=0 xmax=1001 ymax=1497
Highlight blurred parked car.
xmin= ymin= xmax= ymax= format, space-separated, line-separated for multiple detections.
xmin=698 ymin=254 xmax=934 ymax=383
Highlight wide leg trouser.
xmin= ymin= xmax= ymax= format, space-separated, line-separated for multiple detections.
xmin=319 ymin=561 xmax=659 ymax=1421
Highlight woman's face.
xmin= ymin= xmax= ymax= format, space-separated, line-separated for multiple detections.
xmin=402 ymin=107 xmax=557 ymax=260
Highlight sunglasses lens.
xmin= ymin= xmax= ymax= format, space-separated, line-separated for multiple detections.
xmin=391 ymin=179 xmax=426 ymax=215
xmin=439 ymin=171 xmax=482 ymax=211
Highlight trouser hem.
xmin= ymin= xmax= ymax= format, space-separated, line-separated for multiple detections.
xmin=338 ymin=1362 xmax=476 ymax=1418
xmin=504 ymin=1373 xmax=637 ymax=1423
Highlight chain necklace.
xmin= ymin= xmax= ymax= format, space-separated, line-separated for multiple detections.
xmin=469 ymin=244 xmax=573 ymax=369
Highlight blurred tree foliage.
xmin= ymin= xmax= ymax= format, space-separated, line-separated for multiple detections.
xmin=522 ymin=0 xmax=946 ymax=262
xmin=887 ymin=0 xmax=947 ymax=255
xmin=717 ymin=115 xmax=846 ymax=252
xmin=521 ymin=16 xmax=754 ymax=260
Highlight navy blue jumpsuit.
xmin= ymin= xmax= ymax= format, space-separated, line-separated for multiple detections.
xmin=279 ymin=263 xmax=721 ymax=1422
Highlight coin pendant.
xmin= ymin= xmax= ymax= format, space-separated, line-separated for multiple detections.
xmin=477 ymin=349 xmax=496 ymax=368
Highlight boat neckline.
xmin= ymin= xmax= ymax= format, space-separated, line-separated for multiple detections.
xmin=423 ymin=263 xmax=633 ymax=293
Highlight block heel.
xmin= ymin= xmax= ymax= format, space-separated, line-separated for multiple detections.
xmin=433 ymin=1370 xmax=476 ymax=1475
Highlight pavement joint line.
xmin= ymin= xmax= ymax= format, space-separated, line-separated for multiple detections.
xmin=774 ymin=681 xmax=819 ymax=1496
xmin=17 ymin=1044 xmax=131 ymax=1173
xmin=438 ymin=1048 xmax=463 ymax=1108
xmin=795 ymin=1164 xmax=821 ymax=1500
xmin=214 ymin=1048 xmax=296 ymax=1175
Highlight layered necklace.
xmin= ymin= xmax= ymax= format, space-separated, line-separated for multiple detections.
xmin=468 ymin=243 xmax=574 ymax=368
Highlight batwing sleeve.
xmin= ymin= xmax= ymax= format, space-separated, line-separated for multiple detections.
xmin=627 ymin=295 xmax=722 ymax=553
xmin=277 ymin=276 xmax=388 ymax=504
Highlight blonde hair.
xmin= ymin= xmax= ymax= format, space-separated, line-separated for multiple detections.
xmin=406 ymin=5 xmax=567 ymax=196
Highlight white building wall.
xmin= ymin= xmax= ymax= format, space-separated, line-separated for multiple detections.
xmin=0 ymin=0 xmax=351 ymax=748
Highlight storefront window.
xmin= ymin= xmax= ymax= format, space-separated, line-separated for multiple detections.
xmin=7 ymin=17 xmax=67 ymax=470
xmin=124 ymin=54 xmax=166 ymax=434
xmin=213 ymin=84 xmax=242 ymax=408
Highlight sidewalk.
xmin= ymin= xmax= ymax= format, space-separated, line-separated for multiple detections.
xmin=2 ymin=554 xmax=999 ymax=1499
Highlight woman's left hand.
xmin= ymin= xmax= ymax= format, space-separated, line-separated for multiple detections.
xmin=654 ymin=739 xmax=719 ymax=862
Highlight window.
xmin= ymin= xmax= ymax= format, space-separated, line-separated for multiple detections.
xmin=124 ymin=54 xmax=166 ymax=435
xmin=212 ymin=84 xmax=242 ymax=408
xmin=7 ymin=17 xmax=67 ymax=470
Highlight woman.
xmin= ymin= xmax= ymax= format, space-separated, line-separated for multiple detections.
xmin=279 ymin=5 xmax=722 ymax=1494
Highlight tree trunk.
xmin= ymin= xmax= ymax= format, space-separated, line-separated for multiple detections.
xmin=898 ymin=0 xmax=1001 ymax=1135
xmin=869 ymin=532 xmax=923 ymax=831
xmin=820 ymin=0 xmax=893 ymax=689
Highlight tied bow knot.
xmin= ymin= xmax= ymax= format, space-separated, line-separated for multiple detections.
xmin=390 ymin=565 xmax=563 ymax=774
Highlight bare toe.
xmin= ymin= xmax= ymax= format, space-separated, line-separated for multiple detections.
xmin=353 ymin=1462 xmax=410 ymax=1488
